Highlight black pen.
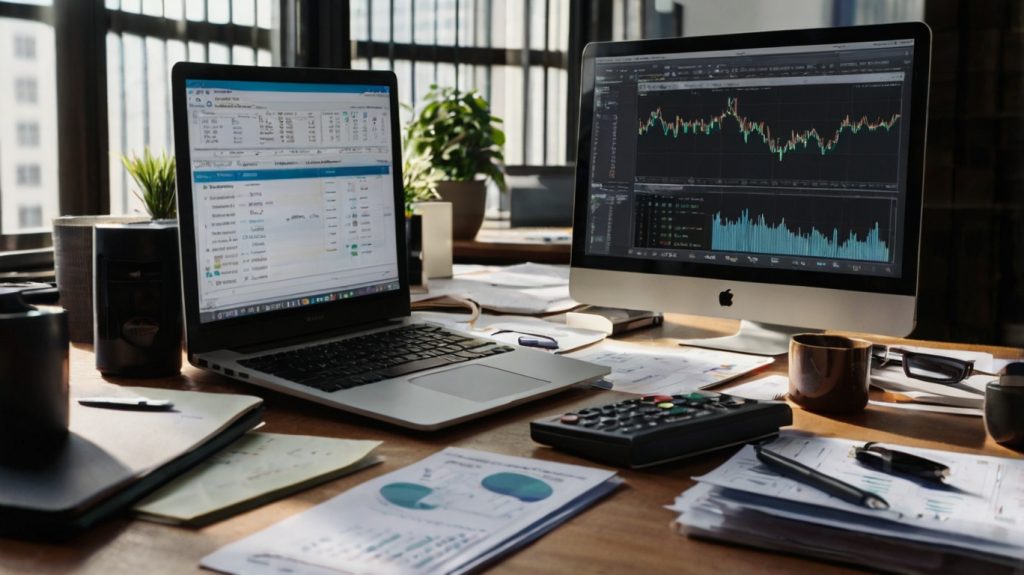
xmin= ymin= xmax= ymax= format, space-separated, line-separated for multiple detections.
xmin=855 ymin=443 xmax=951 ymax=485
xmin=754 ymin=445 xmax=890 ymax=510
xmin=78 ymin=396 xmax=175 ymax=411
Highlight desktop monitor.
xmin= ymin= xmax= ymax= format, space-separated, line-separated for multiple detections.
xmin=570 ymin=23 xmax=931 ymax=355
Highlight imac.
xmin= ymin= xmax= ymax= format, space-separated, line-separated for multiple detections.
xmin=570 ymin=23 xmax=931 ymax=355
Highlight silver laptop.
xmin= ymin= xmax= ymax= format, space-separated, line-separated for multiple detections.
xmin=170 ymin=63 xmax=607 ymax=430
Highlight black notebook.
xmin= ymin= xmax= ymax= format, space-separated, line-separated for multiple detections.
xmin=0 ymin=381 xmax=262 ymax=539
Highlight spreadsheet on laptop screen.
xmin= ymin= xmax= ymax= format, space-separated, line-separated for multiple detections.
xmin=183 ymin=80 xmax=401 ymax=324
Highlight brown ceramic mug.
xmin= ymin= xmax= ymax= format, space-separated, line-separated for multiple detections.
xmin=788 ymin=334 xmax=872 ymax=413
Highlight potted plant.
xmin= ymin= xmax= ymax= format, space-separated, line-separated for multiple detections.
xmin=404 ymin=85 xmax=506 ymax=239
xmin=92 ymin=148 xmax=182 ymax=376
xmin=121 ymin=148 xmax=177 ymax=220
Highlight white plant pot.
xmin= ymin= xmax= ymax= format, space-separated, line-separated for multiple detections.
xmin=412 ymin=201 xmax=453 ymax=279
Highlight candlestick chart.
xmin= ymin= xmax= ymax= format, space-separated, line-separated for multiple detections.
xmin=635 ymin=83 xmax=904 ymax=185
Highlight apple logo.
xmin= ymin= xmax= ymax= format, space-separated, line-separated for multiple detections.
xmin=718 ymin=289 xmax=734 ymax=307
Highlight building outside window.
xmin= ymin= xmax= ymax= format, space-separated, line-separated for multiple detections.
xmin=16 ymin=121 xmax=39 ymax=146
xmin=14 ymin=76 xmax=37 ymax=103
xmin=17 ymin=204 xmax=42 ymax=229
xmin=13 ymin=33 xmax=33 ymax=58
xmin=0 ymin=14 xmax=58 ymax=247
xmin=16 ymin=164 xmax=41 ymax=186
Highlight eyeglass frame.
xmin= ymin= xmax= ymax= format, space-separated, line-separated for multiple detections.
xmin=871 ymin=345 xmax=976 ymax=384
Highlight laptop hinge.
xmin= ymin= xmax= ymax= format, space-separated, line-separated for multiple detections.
xmin=228 ymin=318 xmax=404 ymax=354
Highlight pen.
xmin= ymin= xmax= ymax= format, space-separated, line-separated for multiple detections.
xmin=78 ymin=396 xmax=174 ymax=411
xmin=854 ymin=443 xmax=951 ymax=485
xmin=754 ymin=445 xmax=889 ymax=510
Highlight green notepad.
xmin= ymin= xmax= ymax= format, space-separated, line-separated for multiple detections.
xmin=133 ymin=433 xmax=382 ymax=527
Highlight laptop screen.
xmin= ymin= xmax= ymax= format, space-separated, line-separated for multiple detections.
xmin=183 ymin=79 xmax=402 ymax=324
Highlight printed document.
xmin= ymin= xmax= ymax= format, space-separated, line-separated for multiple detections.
xmin=202 ymin=447 xmax=618 ymax=575
xmin=569 ymin=341 xmax=773 ymax=395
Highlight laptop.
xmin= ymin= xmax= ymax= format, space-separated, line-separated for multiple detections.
xmin=170 ymin=63 xmax=608 ymax=430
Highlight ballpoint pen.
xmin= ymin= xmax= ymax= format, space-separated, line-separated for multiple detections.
xmin=854 ymin=442 xmax=951 ymax=484
xmin=77 ymin=396 xmax=175 ymax=411
xmin=754 ymin=445 xmax=890 ymax=510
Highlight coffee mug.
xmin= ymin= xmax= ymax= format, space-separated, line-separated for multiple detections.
xmin=0 ymin=289 xmax=69 ymax=461
xmin=788 ymin=334 xmax=872 ymax=413
xmin=984 ymin=363 xmax=1024 ymax=452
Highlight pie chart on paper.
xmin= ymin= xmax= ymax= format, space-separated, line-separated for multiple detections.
xmin=379 ymin=482 xmax=438 ymax=510
xmin=481 ymin=473 xmax=553 ymax=502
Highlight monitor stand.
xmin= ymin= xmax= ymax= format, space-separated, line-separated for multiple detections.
xmin=679 ymin=320 xmax=818 ymax=356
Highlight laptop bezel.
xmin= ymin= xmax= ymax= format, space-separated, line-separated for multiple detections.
xmin=170 ymin=63 xmax=410 ymax=355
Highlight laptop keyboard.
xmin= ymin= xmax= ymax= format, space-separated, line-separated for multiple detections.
xmin=237 ymin=324 xmax=514 ymax=392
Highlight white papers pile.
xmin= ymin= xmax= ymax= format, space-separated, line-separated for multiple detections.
xmin=203 ymin=447 xmax=620 ymax=575
xmin=670 ymin=431 xmax=1024 ymax=573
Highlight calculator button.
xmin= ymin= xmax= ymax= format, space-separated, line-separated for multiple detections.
xmin=560 ymin=414 xmax=580 ymax=424
xmin=578 ymin=408 xmax=600 ymax=417
xmin=657 ymin=402 xmax=674 ymax=409
xmin=580 ymin=418 xmax=600 ymax=427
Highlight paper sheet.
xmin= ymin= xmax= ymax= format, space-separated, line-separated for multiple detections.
xmin=867 ymin=400 xmax=984 ymax=417
xmin=455 ymin=262 xmax=570 ymax=288
xmin=134 ymin=433 xmax=381 ymax=525
xmin=871 ymin=368 xmax=990 ymax=408
xmin=722 ymin=375 xmax=789 ymax=401
xmin=201 ymin=447 xmax=618 ymax=575
xmin=568 ymin=341 xmax=773 ymax=395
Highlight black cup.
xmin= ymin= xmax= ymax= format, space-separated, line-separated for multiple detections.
xmin=985 ymin=363 xmax=1024 ymax=452
xmin=0 ymin=289 xmax=69 ymax=461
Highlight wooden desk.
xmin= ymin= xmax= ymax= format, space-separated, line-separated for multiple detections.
xmin=3 ymin=316 xmax=1022 ymax=574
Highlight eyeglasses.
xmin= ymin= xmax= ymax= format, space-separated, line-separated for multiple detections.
xmin=871 ymin=345 xmax=976 ymax=384
xmin=491 ymin=330 xmax=559 ymax=350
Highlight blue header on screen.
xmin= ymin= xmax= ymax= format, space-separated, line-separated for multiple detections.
xmin=194 ymin=166 xmax=390 ymax=183
xmin=185 ymin=79 xmax=389 ymax=93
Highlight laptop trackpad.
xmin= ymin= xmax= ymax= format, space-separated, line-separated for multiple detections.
xmin=410 ymin=365 xmax=550 ymax=403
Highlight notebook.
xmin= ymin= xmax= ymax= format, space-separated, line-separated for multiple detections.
xmin=170 ymin=63 xmax=607 ymax=431
xmin=0 ymin=381 xmax=262 ymax=539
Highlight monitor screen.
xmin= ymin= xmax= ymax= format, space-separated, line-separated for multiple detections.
xmin=182 ymin=79 xmax=402 ymax=324
xmin=570 ymin=24 xmax=931 ymax=352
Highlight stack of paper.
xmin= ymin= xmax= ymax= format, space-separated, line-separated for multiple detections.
xmin=670 ymin=431 xmax=1024 ymax=573
xmin=202 ymin=447 xmax=620 ymax=575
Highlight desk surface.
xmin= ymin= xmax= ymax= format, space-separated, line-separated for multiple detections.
xmin=3 ymin=316 xmax=1022 ymax=575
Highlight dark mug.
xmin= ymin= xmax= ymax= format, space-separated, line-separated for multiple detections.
xmin=0 ymin=289 xmax=69 ymax=461
xmin=984 ymin=363 xmax=1024 ymax=452
xmin=788 ymin=334 xmax=872 ymax=413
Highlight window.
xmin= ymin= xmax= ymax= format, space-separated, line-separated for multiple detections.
xmin=16 ymin=121 xmax=39 ymax=146
xmin=0 ymin=10 xmax=57 ymax=248
xmin=349 ymin=0 xmax=572 ymax=167
xmin=13 ymin=33 xmax=34 ymax=58
xmin=18 ymin=205 xmax=42 ymax=229
xmin=105 ymin=0 xmax=274 ymax=215
xmin=14 ymin=76 xmax=37 ymax=103
xmin=16 ymin=164 xmax=41 ymax=186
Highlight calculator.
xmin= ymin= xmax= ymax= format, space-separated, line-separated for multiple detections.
xmin=530 ymin=391 xmax=793 ymax=468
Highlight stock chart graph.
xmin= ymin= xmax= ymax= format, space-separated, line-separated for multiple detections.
xmin=635 ymin=83 xmax=904 ymax=185
xmin=634 ymin=191 xmax=896 ymax=263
